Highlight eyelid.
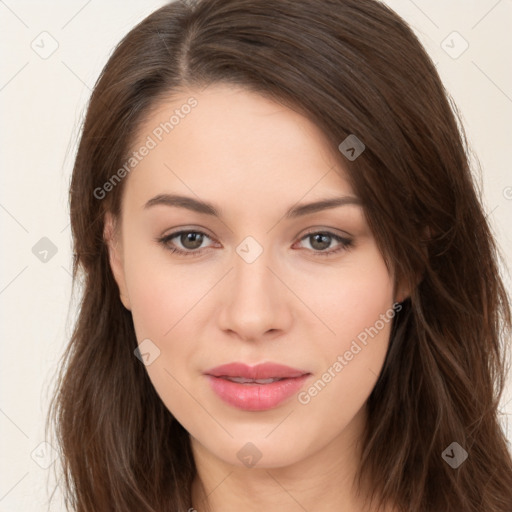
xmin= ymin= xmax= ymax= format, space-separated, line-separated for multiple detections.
xmin=298 ymin=225 xmax=353 ymax=239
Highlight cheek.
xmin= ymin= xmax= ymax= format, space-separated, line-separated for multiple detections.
xmin=123 ymin=242 xmax=205 ymax=341
xmin=295 ymin=245 xmax=395 ymax=351
xmin=341 ymin=260 xmax=394 ymax=343
xmin=294 ymin=246 xmax=394 ymax=411
xmin=122 ymin=249 xmax=205 ymax=423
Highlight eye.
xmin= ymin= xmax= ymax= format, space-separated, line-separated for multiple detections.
xmin=157 ymin=230 xmax=216 ymax=257
xmin=294 ymin=230 xmax=353 ymax=256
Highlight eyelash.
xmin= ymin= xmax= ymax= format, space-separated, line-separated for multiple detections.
xmin=156 ymin=229 xmax=353 ymax=258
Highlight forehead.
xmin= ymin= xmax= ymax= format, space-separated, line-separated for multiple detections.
xmin=123 ymin=84 xmax=355 ymax=212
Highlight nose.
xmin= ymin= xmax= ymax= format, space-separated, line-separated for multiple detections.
xmin=217 ymin=245 xmax=293 ymax=342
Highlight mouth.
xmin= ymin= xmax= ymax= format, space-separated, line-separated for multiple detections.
xmin=204 ymin=362 xmax=311 ymax=411
xmin=219 ymin=376 xmax=287 ymax=384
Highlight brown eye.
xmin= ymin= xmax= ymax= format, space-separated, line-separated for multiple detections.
xmin=158 ymin=230 xmax=215 ymax=256
xmin=296 ymin=231 xmax=353 ymax=256
xmin=309 ymin=233 xmax=332 ymax=251
xmin=179 ymin=232 xmax=204 ymax=250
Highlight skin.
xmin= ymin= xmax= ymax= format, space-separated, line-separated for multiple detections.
xmin=105 ymin=84 xmax=406 ymax=512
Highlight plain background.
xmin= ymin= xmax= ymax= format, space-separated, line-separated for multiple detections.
xmin=1 ymin=0 xmax=511 ymax=510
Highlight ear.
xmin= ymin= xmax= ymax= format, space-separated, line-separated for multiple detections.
xmin=394 ymin=278 xmax=412 ymax=304
xmin=394 ymin=225 xmax=430 ymax=304
xmin=104 ymin=212 xmax=131 ymax=310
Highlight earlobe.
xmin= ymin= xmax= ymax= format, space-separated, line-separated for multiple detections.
xmin=394 ymin=279 xmax=411 ymax=305
xmin=103 ymin=212 xmax=131 ymax=311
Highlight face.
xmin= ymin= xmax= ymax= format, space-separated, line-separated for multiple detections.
xmin=105 ymin=84 xmax=402 ymax=469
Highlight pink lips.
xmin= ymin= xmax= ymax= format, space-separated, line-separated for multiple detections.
xmin=204 ymin=362 xmax=311 ymax=411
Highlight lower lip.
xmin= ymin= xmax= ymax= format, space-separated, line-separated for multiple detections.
xmin=205 ymin=374 xmax=310 ymax=411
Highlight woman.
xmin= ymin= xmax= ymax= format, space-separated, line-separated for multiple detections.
xmin=47 ymin=0 xmax=512 ymax=510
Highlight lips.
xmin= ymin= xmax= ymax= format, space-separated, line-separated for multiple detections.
xmin=205 ymin=362 xmax=308 ymax=380
xmin=204 ymin=362 xmax=311 ymax=411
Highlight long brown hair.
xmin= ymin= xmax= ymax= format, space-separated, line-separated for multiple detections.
xmin=46 ymin=0 xmax=512 ymax=510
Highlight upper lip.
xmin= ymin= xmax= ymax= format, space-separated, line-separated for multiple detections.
xmin=205 ymin=362 xmax=310 ymax=380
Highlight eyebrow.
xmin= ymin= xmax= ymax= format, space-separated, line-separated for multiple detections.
xmin=143 ymin=193 xmax=362 ymax=218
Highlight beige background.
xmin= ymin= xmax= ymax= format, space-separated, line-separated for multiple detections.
xmin=0 ymin=0 xmax=511 ymax=509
